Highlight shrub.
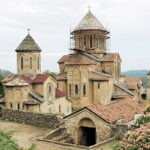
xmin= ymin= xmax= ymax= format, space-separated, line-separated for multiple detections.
xmin=0 ymin=129 xmax=36 ymax=150
xmin=115 ymin=123 xmax=150 ymax=150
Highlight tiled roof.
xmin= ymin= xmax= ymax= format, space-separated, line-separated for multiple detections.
xmin=33 ymin=74 xmax=50 ymax=83
xmin=2 ymin=74 xmax=15 ymax=83
xmin=125 ymin=78 xmax=142 ymax=83
xmin=100 ymin=53 xmax=119 ymax=62
xmin=112 ymin=91 xmax=132 ymax=99
xmin=19 ymin=75 xmax=33 ymax=84
xmin=16 ymin=34 xmax=41 ymax=51
xmin=55 ymin=88 xmax=66 ymax=98
xmin=65 ymin=53 xmax=96 ymax=65
xmin=114 ymin=82 xmax=134 ymax=96
xmin=90 ymin=78 xmax=108 ymax=81
xmin=24 ymin=98 xmax=41 ymax=105
xmin=92 ymin=71 xmax=112 ymax=78
xmin=55 ymin=76 xmax=67 ymax=81
xmin=58 ymin=54 xmax=71 ymax=63
xmin=73 ymin=10 xmax=107 ymax=32
xmin=3 ymin=76 xmax=29 ymax=86
xmin=125 ymin=77 xmax=143 ymax=88
xmin=29 ymin=92 xmax=44 ymax=102
xmin=87 ymin=98 xmax=146 ymax=123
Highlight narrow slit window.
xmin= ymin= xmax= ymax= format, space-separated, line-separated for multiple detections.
xmin=21 ymin=57 xmax=23 ymax=70
xmin=38 ymin=59 xmax=40 ymax=70
xmin=69 ymin=85 xmax=71 ymax=95
xmin=79 ymin=35 xmax=81 ymax=49
xmin=18 ymin=103 xmax=20 ymax=110
xmin=83 ymin=85 xmax=86 ymax=96
xmin=84 ymin=35 xmax=86 ymax=48
xmin=10 ymin=103 xmax=12 ymax=108
xmin=90 ymin=34 xmax=92 ymax=48
xmin=96 ymin=34 xmax=98 ymax=48
xmin=98 ymin=83 xmax=100 ymax=89
xmin=30 ymin=57 xmax=32 ymax=69
xmin=49 ymin=86 xmax=51 ymax=93
xmin=75 ymin=85 xmax=78 ymax=95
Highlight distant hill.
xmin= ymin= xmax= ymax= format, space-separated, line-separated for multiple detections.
xmin=0 ymin=69 xmax=13 ymax=78
xmin=122 ymin=70 xmax=148 ymax=89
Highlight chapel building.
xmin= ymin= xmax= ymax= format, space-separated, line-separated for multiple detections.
xmin=1 ymin=33 xmax=72 ymax=115
xmin=56 ymin=10 xmax=142 ymax=110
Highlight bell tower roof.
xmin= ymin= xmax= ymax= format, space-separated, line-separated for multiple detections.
xmin=16 ymin=33 xmax=41 ymax=52
xmin=73 ymin=10 xmax=107 ymax=32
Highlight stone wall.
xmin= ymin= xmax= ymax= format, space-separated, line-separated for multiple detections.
xmin=0 ymin=107 xmax=64 ymax=129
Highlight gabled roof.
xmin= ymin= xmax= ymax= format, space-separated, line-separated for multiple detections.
xmin=91 ymin=71 xmax=112 ymax=78
xmin=73 ymin=10 xmax=107 ymax=32
xmin=64 ymin=53 xmax=96 ymax=65
xmin=29 ymin=91 xmax=44 ymax=102
xmin=3 ymin=76 xmax=29 ymax=86
xmin=24 ymin=99 xmax=41 ymax=105
xmin=33 ymin=74 xmax=50 ymax=83
xmin=15 ymin=34 xmax=41 ymax=51
xmin=100 ymin=53 xmax=121 ymax=62
xmin=55 ymin=88 xmax=66 ymax=98
xmin=114 ymin=82 xmax=134 ymax=96
xmin=87 ymin=98 xmax=145 ymax=123
xmin=64 ymin=98 xmax=146 ymax=124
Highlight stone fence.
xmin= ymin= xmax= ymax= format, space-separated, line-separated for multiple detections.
xmin=0 ymin=107 xmax=64 ymax=129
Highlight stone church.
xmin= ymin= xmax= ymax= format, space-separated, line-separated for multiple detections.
xmin=1 ymin=33 xmax=72 ymax=115
xmin=56 ymin=10 xmax=143 ymax=110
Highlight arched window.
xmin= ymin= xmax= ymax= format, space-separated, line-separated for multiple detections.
xmin=75 ymin=85 xmax=78 ymax=95
xmin=21 ymin=57 xmax=23 ymax=70
xmin=83 ymin=85 xmax=86 ymax=96
xmin=30 ymin=57 xmax=32 ymax=69
xmin=90 ymin=34 xmax=92 ymax=48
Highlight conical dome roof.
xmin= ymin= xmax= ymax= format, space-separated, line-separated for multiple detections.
xmin=73 ymin=10 xmax=107 ymax=32
xmin=16 ymin=34 xmax=41 ymax=51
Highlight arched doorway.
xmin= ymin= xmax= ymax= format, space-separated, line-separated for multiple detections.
xmin=78 ymin=118 xmax=96 ymax=146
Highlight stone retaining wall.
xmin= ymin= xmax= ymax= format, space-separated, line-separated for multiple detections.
xmin=0 ymin=107 xmax=64 ymax=129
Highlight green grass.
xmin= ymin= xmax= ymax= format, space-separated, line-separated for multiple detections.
xmin=97 ymin=140 xmax=119 ymax=150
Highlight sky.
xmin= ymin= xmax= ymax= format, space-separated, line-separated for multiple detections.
xmin=0 ymin=0 xmax=150 ymax=73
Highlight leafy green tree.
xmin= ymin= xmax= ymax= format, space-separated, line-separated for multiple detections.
xmin=43 ymin=70 xmax=58 ymax=76
xmin=0 ymin=75 xmax=4 ymax=96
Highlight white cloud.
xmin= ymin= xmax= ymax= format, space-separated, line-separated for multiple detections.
xmin=0 ymin=0 xmax=150 ymax=73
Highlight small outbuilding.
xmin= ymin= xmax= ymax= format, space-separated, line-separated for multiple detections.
xmin=64 ymin=98 xmax=146 ymax=146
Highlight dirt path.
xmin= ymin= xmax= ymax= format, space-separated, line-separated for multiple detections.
xmin=0 ymin=120 xmax=68 ymax=150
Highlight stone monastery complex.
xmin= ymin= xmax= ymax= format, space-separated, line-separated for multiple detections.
xmin=0 ymin=9 xmax=149 ymax=147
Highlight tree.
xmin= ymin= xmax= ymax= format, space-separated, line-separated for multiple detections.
xmin=43 ymin=70 xmax=58 ymax=76
xmin=0 ymin=75 xmax=4 ymax=96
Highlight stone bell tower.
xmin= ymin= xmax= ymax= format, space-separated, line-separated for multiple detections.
xmin=71 ymin=10 xmax=109 ymax=58
xmin=15 ymin=30 xmax=41 ymax=77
